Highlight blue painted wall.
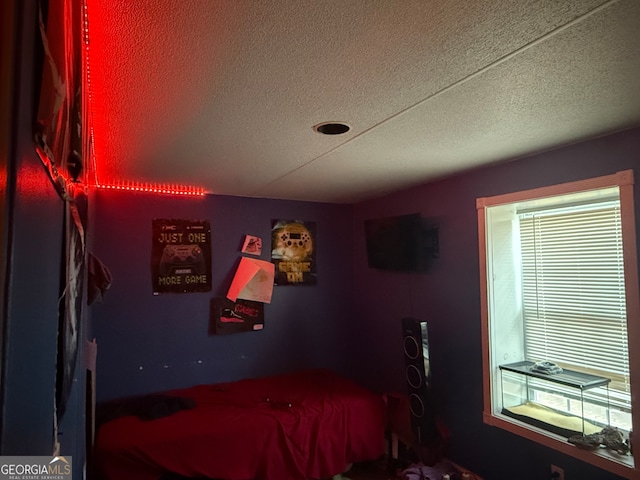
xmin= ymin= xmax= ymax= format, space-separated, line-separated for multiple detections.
xmin=351 ymin=127 xmax=640 ymax=480
xmin=89 ymin=191 xmax=355 ymax=402
xmin=2 ymin=150 xmax=65 ymax=455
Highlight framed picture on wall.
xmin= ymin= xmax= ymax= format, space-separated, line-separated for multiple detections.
xmin=270 ymin=219 xmax=317 ymax=286
xmin=151 ymin=219 xmax=212 ymax=294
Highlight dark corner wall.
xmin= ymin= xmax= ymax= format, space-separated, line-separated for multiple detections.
xmin=2 ymin=0 xmax=86 ymax=476
xmin=88 ymin=191 xmax=355 ymax=402
xmin=351 ymin=126 xmax=640 ymax=480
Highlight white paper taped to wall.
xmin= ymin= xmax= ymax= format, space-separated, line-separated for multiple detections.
xmin=227 ymin=257 xmax=275 ymax=304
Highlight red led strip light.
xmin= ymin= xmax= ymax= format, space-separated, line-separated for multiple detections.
xmin=94 ymin=183 xmax=206 ymax=196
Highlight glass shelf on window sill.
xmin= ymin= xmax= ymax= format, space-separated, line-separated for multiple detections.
xmin=500 ymin=361 xmax=611 ymax=390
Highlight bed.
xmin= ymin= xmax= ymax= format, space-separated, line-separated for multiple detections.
xmin=93 ymin=368 xmax=386 ymax=480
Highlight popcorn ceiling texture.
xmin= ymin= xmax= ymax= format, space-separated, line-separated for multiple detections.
xmin=86 ymin=0 xmax=640 ymax=203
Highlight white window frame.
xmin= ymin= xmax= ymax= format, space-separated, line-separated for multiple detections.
xmin=477 ymin=170 xmax=640 ymax=479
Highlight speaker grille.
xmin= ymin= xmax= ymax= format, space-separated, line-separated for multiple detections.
xmin=409 ymin=393 xmax=425 ymax=418
xmin=403 ymin=336 xmax=420 ymax=359
xmin=406 ymin=364 xmax=423 ymax=389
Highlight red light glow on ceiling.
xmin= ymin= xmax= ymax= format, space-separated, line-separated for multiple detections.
xmin=82 ymin=0 xmax=206 ymax=198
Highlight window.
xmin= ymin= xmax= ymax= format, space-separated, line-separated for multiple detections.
xmin=477 ymin=171 xmax=640 ymax=478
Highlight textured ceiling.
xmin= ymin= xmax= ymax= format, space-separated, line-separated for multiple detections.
xmin=86 ymin=0 xmax=640 ymax=203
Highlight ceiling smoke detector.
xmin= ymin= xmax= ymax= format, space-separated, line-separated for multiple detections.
xmin=313 ymin=122 xmax=351 ymax=135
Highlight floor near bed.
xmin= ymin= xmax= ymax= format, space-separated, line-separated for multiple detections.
xmin=343 ymin=458 xmax=482 ymax=480
xmin=159 ymin=460 xmax=397 ymax=480
xmin=342 ymin=460 xmax=399 ymax=480
xmin=160 ymin=462 xmax=397 ymax=480
xmin=161 ymin=459 xmax=472 ymax=480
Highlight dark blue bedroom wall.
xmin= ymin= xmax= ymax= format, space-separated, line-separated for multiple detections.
xmin=89 ymin=190 xmax=354 ymax=402
xmin=351 ymin=127 xmax=640 ymax=480
xmin=2 ymin=152 xmax=64 ymax=455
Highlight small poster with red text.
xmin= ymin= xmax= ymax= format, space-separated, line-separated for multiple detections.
xmin=152 ymin=219 xmax=212 ymax=294
xmin=211 ymin=297 xmax=264 ymax=335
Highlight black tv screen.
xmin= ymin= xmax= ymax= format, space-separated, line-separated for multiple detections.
xmin=364 ymin=213 xmax=428 ymax=272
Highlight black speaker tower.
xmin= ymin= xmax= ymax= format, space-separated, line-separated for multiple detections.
xmin=401 ymin=317 xmax=439 ymax=445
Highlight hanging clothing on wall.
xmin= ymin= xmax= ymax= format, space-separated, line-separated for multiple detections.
xmin=87 ymin=253 xmax=112 ymax=305
xmin=56 ymin=185 xmax=87 ymax=422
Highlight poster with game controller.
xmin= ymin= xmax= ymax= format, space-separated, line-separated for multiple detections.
xmin=271 ymin=219 xmax=317 ymax=285
xmin=152 ymin=219 xmax=212 ymax=294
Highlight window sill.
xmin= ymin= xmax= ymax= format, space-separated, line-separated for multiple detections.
xmin=483 ymin=412 xmax=638 ymax=479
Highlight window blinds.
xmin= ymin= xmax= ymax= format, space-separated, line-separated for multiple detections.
xmin=519 ymin=200 xmax=630 ymax=408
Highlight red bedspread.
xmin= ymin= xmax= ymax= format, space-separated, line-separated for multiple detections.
xmin=94 ymin=369 xmax=385 ymax=480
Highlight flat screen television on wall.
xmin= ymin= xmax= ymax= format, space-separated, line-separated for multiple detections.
xmin=364 ymin=213 xmax=436 ymax=272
